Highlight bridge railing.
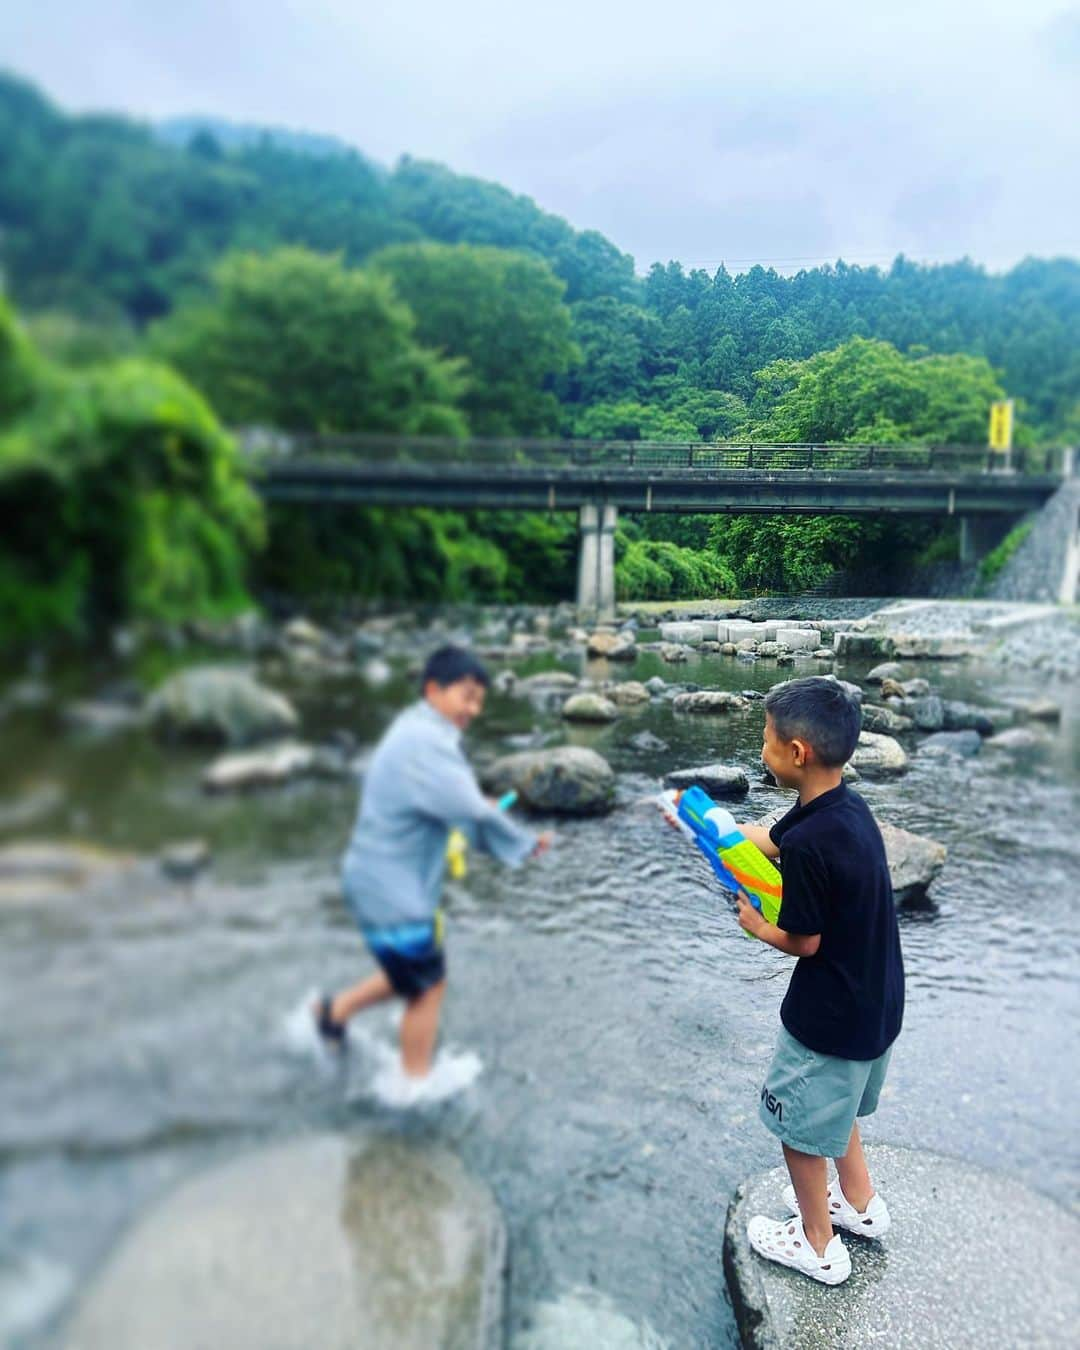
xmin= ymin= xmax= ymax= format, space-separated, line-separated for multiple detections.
xmin=239 ymin=430 xmax=1067 ymax=476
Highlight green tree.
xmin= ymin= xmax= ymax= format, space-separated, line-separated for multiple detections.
xmin=152 ymin=247 xmax=468 ymax=434
xmin=370 ymin=242 xmax=578 ymax=435
xmin=1 ymin=302 xmax=263 ymax=641
xmin=748 ymin=337 xmax=1004 ymax=444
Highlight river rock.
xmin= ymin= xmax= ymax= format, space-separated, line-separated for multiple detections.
xmin=663 ymin=764 xmax=750 ymax=798
xmin=659 ymin=643 xmax=692 ymax=662
xmin=202 ymin=741 xmax=349 ymax=792
xmin=878 ymin=821 xmax=948 ymax=899
xmin=0 ymin=840 xmax=138 ymax=905
xmin=865 ymin=661 xmax=904 ymax=684
xmin=919 ymin=730 xmax=982 ymax=758
xmin=672 ymin=691 xmax=750 ymax=714
xmin=849 ymin=731 xmax=909 ymax=777
xmin=64 ymin=1133 xmax=506 ymax=1350
xmin=587 ymin=632 xmax=636 ymax=661
xmin=889 ymin=695 xmax=945 ymax=731
xmin=860 ymin=704 xmax=914 ymax=735
xmin=561 ymin=693 xmax=617 ymax=723
xmin=629 ymin=730 xmax=669 ymax=752
xmin=644 ymin=676 xmax=668 ymax=695
xmin=481 ymin=747 xmax=615 ymax=815
xmin=158 ymin=840 xmax=212 ymax=881
xmin=147 ymin=668 xmax=299 ymax=746
xmin=360 ymin=657 xmax=393 ymax=687
xmin=283 ymin=616 xmax=327 ymax=649
xmin=899 ymin=677 xmax=931 ymax=696
xmin=606 ymin=681 xmax=650 ymax=707
xmin=985 ymin=726 xmax=1052 ymax=751
xmin=1005 ymin=697 xmax=1062 ymax=723
xmin=941 ymin=701 xmax=995 ymax=735
xmin=835 ymin=632 xmax=894 ymax=659
xmin=724 ymin=1143 xmax=1079 ymax=1350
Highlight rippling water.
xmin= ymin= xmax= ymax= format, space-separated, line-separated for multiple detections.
xmin=1 ymin=633 xmax=1078 ymax=1347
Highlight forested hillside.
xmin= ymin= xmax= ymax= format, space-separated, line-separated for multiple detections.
xmin=2 ymin=68 xmax=1077 ymax=640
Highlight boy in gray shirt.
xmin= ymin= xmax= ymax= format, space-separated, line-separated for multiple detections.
xmin=315 ymin=645 xmax=550 ymax=1078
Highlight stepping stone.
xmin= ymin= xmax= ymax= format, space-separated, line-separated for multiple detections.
xmin=724 ymin=1143 xmax=1080 ymax=1349
xmin=65 ymin=1134 xmax=506 ymax=1350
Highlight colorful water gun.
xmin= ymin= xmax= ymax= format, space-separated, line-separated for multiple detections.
xmin=657 ymin=785 xmax=782 ymax=936
xmin=446 ymin=791 xmax=519 ymax=879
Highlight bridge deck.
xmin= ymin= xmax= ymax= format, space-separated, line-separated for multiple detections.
xmin=249 ymin=435 xmax=1066 ymax=516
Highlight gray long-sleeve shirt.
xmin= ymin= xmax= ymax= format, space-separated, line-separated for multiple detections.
xmin=341 ymin=700 xmax=537 ymax=929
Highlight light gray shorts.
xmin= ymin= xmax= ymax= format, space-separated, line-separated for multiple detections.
xmin=758 ymin=1025 xmax=893 ymax=1158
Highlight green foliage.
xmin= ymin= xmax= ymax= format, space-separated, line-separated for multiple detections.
xmin=978 ymin=520 xmax=1034 ymax=586
xmin=747 ymin=337 xmax=1004 ymax=444
xmin=371 ymin=242 xmax=577 ymax=434
xmin=616 ymin=532 xmax=737 ymax=600
xmin=0 ymin=293 xmax=42 ymax=422
xmin=0 ymin=316 xmax=263 ymax=641
xmin=152 ymin=247 xmax=468 ymax=434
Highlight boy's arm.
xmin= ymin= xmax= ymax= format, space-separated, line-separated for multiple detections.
xmin=404 ymin=740 xmax=540 ymax=865
xmin=740 ymin=823 xmax=780 ymax=860
xmin=735 ymin=892 xmax=820 ymax=956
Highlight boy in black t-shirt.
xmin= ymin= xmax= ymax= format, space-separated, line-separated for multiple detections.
xmin=736 ymin=676 xmax=904 ymax=1285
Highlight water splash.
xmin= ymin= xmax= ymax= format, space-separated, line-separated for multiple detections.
xmin=371 ymin=1046 xmax=483 ymax=1108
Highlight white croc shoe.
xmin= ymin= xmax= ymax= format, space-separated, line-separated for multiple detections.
xmin=782 ymin=1179 xmax=891 ymax=1238
xmin=747 ymin=1214 xmax=852 ymax=1285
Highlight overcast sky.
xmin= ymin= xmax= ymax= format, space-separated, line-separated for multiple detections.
xmin=4 ymin=1 xmax=1079 ymax=274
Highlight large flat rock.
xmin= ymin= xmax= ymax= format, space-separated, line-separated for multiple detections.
xmin=723 ymin=1143 xmax=1080 ymax=1349
xmin=65 ymin=1133 xmax=506 ymax=1350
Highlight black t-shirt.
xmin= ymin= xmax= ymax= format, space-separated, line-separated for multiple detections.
xmin=770 ymin=784 xmax=904 ymax=1060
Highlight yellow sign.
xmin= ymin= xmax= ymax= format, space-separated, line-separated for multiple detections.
xmin=989 ymin=399 xmax=1014 ymax=451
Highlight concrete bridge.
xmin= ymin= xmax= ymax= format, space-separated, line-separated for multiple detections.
xmin=247 ymin=433 xmax=1071 ymax=614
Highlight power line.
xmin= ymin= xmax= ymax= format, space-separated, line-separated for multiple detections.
xmin=671 ymin=246 xmax=1080 ymax=268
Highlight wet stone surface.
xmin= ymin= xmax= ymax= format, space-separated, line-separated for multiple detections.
xmin=723 ymin=1143 xmax=1080 ymax=1349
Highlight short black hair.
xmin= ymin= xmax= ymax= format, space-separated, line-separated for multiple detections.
xmin=421 ymin=644 xmax=490 ymax=691
xmin=764 ymin=676 xmax=862 ymax=767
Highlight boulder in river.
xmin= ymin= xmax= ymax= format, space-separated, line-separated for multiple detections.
xmin=865 ymin=661 xmax=904 ymax=684
xmin=561 ymin=693 xmax=619 ymax=723
xmin=941 ymin=700 xmax=996 ymax=735
xmin=877 ymin=821 xmax=948 ymax=900
xmin=606 ymin=681 xmax=651 ymax=707
xmin=147 ymin=667 xmax=299 ymax=746
xmin=920 ymin=729 xmax=983 ymax=758
xmin=672 ymin=691 xmax=750 ymax=714
xmin=63 ymin=1133 xmax=506 ymax=1350
xmin=663 ymin=764 xmax=750 ymax=798
xmin=848 ymin=730 xmax=909 ymax=777
xmin=860 ymin=704 xmax=914 ymax=735
xmin=1004 ymin=696 xmax=1062 ymax=724
xmin=658 ymin=642 xmax=692 ymax=662
xmin=888 ymin=695 xmax=945 ymax=732
xmin=587 ymin=631 xmax=636 ymax=661
xmin=481 ymin=746 xmax=615 ymax=815
xmin=202 ymin=741 xmax=350 ymax=792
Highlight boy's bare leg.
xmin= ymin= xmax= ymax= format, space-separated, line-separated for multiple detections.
xmin=328 ymin=970 xmax=395 ymax=1024
xmin=835 ymin=1122 xmax=875 ymax=1213
xmin=782 ymin=1144 xmax=834 ymax=1256
xmin=400 ymin=979 xmax=447 ymax=1077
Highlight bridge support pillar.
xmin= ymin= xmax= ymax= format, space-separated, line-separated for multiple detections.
xmin=576 ymin=502 xmax=617 ymax=619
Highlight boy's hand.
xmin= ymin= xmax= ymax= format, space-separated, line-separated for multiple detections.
xmin=735 ymin=888 xmax=766 ymax=937
xmin=532 ymin=831 xmax=554 ymax=858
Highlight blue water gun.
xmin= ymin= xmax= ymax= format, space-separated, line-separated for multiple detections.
xmin=664 ymin=785 xmax=783 ymax=930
